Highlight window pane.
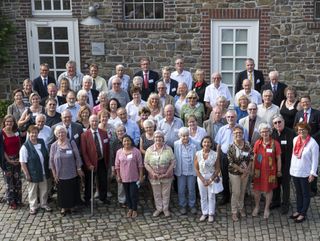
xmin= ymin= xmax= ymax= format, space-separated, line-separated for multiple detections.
xmin=235 ymin=58 xmax=246 ymax=71
xmin=145 ymin=3 xmax=154 ymax=19
xmin=135 ymin=3 xmax=144 ymax=19
xmin=221 ymin=58 xmax=233 ymax=71
xmin=53 ymin=0 xmax=61 ymax=10
xmin=55 ymin=42 xmax=69 ymax=54
xmin=54 ymin=27 xmax=68 ymax=40
xmin=40 ymin=57 xmax=54 ymax=67
xmin=125 ymin=4 xmax=134 ymax=19
xmin=38 ymin=27 xmax=52 ymax=40
xmin=56 ymin=71 xmax=64 ymax=77
xmin=39 ymin=42 xmax=53 ymax=54
xmin=155 ymin=3 xmax=164 ymax=18
xmin=221 ymin=29 xmax=233 ymax=42
xmin=221 ymin=73 xmax=233 ymax=85
xmin=235 ymin=44 xmax=247 ymax=56
xmin=44 ymin=0 xmax=52 ymax=10
xmin=56 ymin=57 xmax=70 ymax=69
xmin=228 ymin=86 xmax=234 ymax=96
xmin=34 ymin=0 xmax=42 ymax=10
xmin=236 ymin=29 xmax=247 ymax=42
xmin=63 ymin=0 xmax=71 ymax=10
xmin=221 ymin=44 xmax=233 ymax=56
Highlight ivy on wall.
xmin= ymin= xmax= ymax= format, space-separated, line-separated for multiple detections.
xmin=0 ymin=12 xmax=15 ymax=67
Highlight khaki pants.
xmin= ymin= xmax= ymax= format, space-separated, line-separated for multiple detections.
xmin=28 ymin=177 xmax=48 ymax=210
xmin=229 ymin=173 xmax=249 ymax=214
xmin=151 ymin=182 xmax=172 ymax=212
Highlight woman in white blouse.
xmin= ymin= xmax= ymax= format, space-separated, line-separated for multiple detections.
xmin=290 ymin=122 xmax=319 ymax=223
xmin=187 ymin=115 xmax=207 ymax=144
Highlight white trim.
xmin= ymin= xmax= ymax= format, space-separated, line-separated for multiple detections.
xmin=31 ymin=0 xmax=72 ymax=16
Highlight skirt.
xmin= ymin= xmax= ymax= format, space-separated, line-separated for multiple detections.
xmin=57 ymin=176 xmax=81 ymax=209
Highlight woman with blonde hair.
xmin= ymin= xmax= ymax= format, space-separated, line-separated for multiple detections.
xmin=147 ymin=93 xmax=163 ymax=123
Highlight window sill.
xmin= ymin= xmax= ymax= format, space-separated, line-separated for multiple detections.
xmin=115 ymin=21 xmax=174 ymax=30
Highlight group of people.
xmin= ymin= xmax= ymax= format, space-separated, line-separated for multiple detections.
xmin=0 ymin=57 xmax=319 ymax=224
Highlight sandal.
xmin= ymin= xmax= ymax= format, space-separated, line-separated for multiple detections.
xmin=232 ymin=213 xmax=239 ymax=222
xmin=127 ymin=209 xmax=133 ymax=218
xmin=61 ymin=209 xmax=66 ymax=217
xmin=252 ymin=207 xmax=259 ymax=217
xmin=131 ymin=211 xmax=137 ymax=218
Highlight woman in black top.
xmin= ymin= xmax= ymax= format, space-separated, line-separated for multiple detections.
xmin=280 ymin=86 xmax=301 ymax=129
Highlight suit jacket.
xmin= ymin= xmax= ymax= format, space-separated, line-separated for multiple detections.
xmin=40 ymin=95 xmax=66 ymax=107
xmin=261 ymin=81 xmax=287 ymax=107
xmin=33 ymin=75 xmax=56 ymax=99
xmin=157 ymin=78 xmax=179 ymax=97
xmin=134 ymin=70 xmax=160 ymax=101
xmin=294 ymin=108 xmax=320 ymax=137
xmin=48 ymin=122 xmax=84 ymax=151
xmin=89 ymin=89 xmax=100 ymax=107
xmin=163 ymin=95 xmax=174 ymax=108
xmin=235 ymin=70 xmax=265 ymax=93
xmin=239 ymin=116 xmax=263 ymax=146
xmin=81 ymin=128 xmax=110 ymax=170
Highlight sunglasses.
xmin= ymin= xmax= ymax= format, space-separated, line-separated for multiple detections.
xmin=273 ymin=121 xmax=282 ymax=125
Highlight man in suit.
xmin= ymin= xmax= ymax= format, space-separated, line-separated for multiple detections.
xmin=82 ymin=75 xmax=99 ymax=109
xmin=239 ymin=102 xmax=262 ymax=146
xmin=40 ymin=83 xmax=66 ymax=107
xmin=33 ymin=63 xmax=56 ymax=99
xmin=81 ymin=115 xmax=110 ymax=204
xmin=158 ymin=66 xmax=179 ymax=97
xmin=293 ymin=95 xmax=320 ymax=197
xmin=157 ymin=81 xmax=174 ymax=109
xmin=235 ymin=58 xmax=265 ymax=93
xmin=133 ymin=57 xmax=160 ymax=101
xmin=261 ymin=71 xmax=287 ymax=107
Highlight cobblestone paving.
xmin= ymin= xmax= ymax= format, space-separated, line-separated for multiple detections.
xmin=0 ymin=177 xmax=319 ymax=241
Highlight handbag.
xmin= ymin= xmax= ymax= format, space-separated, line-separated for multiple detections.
xmin=210 ymin=176 xmax=224 ymax=194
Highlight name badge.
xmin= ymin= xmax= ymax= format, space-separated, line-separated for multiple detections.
xmin=266 ymin=148 xmax=273 ymax=153
xmin=35 ymin=144 xmax=41 ymax=150
xmin=127 ymin=154 xmax=133 ymax=159
xmin=32 ymin=113 xmax=37 ymax=117
xmin=242 ymin=152 xmax=249 ymax=157
xmin=288 ymin=106 xmax=294 ymax=110
xmin=66 ymin=150 xmax=73 ymax=155
xmin=15 ymin=132 xmax=19 ymax=137
xmin=83 ymin=128 xmax=87 ymax=132
xmin=74 ymin=133 xmax=79 ymax=139
xmin=256 ymin=79 xmax=260 ymax=83
xmin=171 ymin=88 xmax=176 ymax=92
xmin=148 ymin=79 xmax=154 ymax=83
xmin=281 ymin=140 xmax=287 ymax=145
xmin=103 ymin=139 xmax=108 ymax=143
xmin=299 ymin=117 xmax=303 ymax=122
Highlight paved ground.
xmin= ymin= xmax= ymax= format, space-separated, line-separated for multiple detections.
xmin=0 ymin=176 xmax=319 ymax=241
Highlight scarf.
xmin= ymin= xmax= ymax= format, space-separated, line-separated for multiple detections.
xmin=293 ymin=135 xmax=311 ymax=159
xmin=194 ymin=81 xmax=204 ymax=88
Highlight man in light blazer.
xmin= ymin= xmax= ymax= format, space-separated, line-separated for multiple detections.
xmin=238 ymin=103 xmax=262 ymax=146
xmin=235 ymin=58 xmax=264 ymax=93
xmin=33 ymin=63 xmax=56 ymax=99
xmin=81 ymin=115 xmax=110 ymax=204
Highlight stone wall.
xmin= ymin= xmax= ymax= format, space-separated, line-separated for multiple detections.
xmin=1 ymin=0 xmax=320 ymax=106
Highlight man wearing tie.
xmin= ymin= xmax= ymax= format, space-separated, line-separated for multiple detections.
xmin=235 ymin=58 xmax=264 ymax=93
xmin=89 ymin=64 xmax=108 ymax=92
xmin=33 ymin=63 xmax=56 ymax=99
xmin=81 ymin=115 xmax=110 ymax=204
xmin=82 ymin=75 xmax=99 ymax=109
xmin=261 ymin=71 xmax=287 ymax=107
xmin=293 ymin=95 xmax=320 ymax=197
xmin=133 ymin=57 xmax=160 ymax=101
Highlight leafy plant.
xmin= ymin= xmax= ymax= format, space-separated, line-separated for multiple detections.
xmin=0 ymin=100 xmax=11 ymax=120
xmin=0 ymin=12 xmax=15 ymax=67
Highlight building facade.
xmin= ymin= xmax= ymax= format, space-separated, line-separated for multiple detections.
xmin=1 ymin=0 xmax=320 ymax=105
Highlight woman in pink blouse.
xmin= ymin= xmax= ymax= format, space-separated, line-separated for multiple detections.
xmin=115 ymin=135 xmax=144 ymax=218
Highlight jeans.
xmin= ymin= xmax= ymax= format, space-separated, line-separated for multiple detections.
xmin=220 ymin=152 xmax=230 ymax=200
xmin=177 ymin=175 xmax=196 ymax=208
xmin=123 ymin=182 xmax=138 ymax=211
xmin=292 ymin=176 xmax=310 ymax=216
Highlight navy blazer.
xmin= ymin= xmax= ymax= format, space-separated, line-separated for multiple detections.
xmin=156 ymin=78 xmax=179 ymax=97
xmin=235 ymin=69 xmax=265 ymax=93
xmin=134 ymin=70 xmax=160 ymax=101
xmin=261 ymin=81 xmax=287 ymax=107
xmin=33 ymin=75 xmax=56 ymax=99
xmin=294 ymin=108 xmax=320 ymax=137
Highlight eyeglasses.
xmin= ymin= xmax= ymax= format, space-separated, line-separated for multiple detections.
xmin=188 ymin=97 xmax=197 ymax=99
xmin=248 ymin=108 xmax=257 ymax=111
xmin=113 ymin=83 xmax=121 ymax=85
xmin=297 ymin=129 xmax=306 ymax=132
xmin=175 ymin=62 xmax=183 ymax=65
xmin=233 ymin=132 xmax=243 ymax=135
xmin=273 ymin=121 xmax=282 ymax=125
xmin=226 ymin=116 xmax=235 ymax=119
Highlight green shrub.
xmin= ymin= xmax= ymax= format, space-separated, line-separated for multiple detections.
xmin=0 ymin=12 xmax=15 ymax=67
xmin=0 ymin=100 xmax=11 ymax=119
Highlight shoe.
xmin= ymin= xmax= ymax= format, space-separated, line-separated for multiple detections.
xmin=190 ymin=207 xmax=197 ymax=215
xmin=30 ymin=209 xmax=37 ymax=215
xmin=41 ymin=205 xmax=52 ymax=212
xmin=208 ymin=215 xmax=214 ymax=223
xmin=127 ymin=209 xmax=133 ymax=218
xmin=232 ymin=213 xmax=239 ymax=222
xmin=131 ymin=211 xmax=137 ymax=218
xmin=107 ymin=192 xmax=113 ymax=198
xmin=240 ymin=209 xmax=246 ymax=217
xmin=60 ymin=209 xmax=66 ymax=217
xmin=270 ymin=203 xmax=280 ymax=210
xmin=252 ymin=207 xmax=259 ymax=217
xmin=281 ymin=206 xmax=289 ymax=215
xmin=263 ymin=209 xmax=270 ymax=219
xmin=294 ymin=215 xmax=306 ymax=223
xmin=289 ymin=212 xmax=300 ymax=219
xmin=180 ymin=207 xmax=187 ymax=215
xmin=163 ymin=210 xmax=171 ymax=217
xmin=153 ymin=210 xmax=162 ymax=217
xmin=199 ymin=215 xmax=207 ymax=222
xmin=9 ymin=202 xmax=17 ymax=210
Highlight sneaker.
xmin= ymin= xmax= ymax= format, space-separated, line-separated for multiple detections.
xmin=190 ymin=207 xmax=197 ymax=215
xmin=153 ymin=210 xmax=162 ymax=217
xmin=29 ymin=209 xmax=37 ymax=215
xmin=208 ymin=215 xmax=214 ymax=223
xmin=199 ymin=215 xmax=207 ymax=222
xmin=180 ymin=207 xmax=187 ymax=215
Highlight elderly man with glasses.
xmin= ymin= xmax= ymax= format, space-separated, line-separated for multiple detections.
xmin=271 ymin=114 xmax=295 ymax=214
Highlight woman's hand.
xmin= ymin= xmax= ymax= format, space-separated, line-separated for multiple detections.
xmin=277 ymin=171 xmax=282 ymax=178
xmin=116 ymin=175 xmax=122 ymax=183
xmin=308 ymin=175 xmax=315 ymax=183
xmin=77 ymin=169 xmax=84 ymax=179
xmin=26 ymin=174 xmax=32 ymax=182
xmin=54 ymin=175 xmax=59 ymax=184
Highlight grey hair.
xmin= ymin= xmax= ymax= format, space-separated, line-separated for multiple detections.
xmin=178 ymin=127 xmax=189 ymax=137
xmin=143 ymin=119 xmax=155 ymax=128
xmin=54 ymin=125 xmax=67 ymax=137
xmin=98 ymin=91 xmax=108 ymax=100
xmin=258 ymin=122 xmax=272 ymax=134
xmin=77 ymin=89 xmax=88 ymax=99
xmin=66 ymin=60 xmax=76 ymax=68
xmin=154 ymin=130 xmax=165 ymax=140
xmin=262 ymin=89 xmax=273 ymax=97
xmin=35 ymin=113 xmax=46 ymax=122
xmin=272 ymin=114 xmax=285 ymax=122
xmin=82 ymin=75 xmax=93 ymax=84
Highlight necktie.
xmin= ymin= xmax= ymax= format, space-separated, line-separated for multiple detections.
xmin=303 ymin=112 xmax=308 ymax=123
xmin=143 ymin=72 xmax=149 ymax=89
xmin=94 ymin=131 xmax=102 ymax=159
xmin=66 ymin=126 xmax=70 ymax=139
xmin=43 ymin=78 xmax=47 ymax=88
xmin=272 ymin=85 xmax=277 ymax=93
xmin=92 ymin=79 xmax=96 ymax=90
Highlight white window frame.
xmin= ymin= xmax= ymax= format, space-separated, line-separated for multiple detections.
xmin=26 ymin=18 xmax=81 ymax=80
xmin=211 ymin=20 xmax=259 ymax=97
xmin=31 ymin=0 xmax=72 ymax=16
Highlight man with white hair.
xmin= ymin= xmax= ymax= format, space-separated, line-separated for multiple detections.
xmin=57 ymin=60 xmax=83 ymax=92
xmin=261 ymin=70 xmax=287 ymax=107
xmin=108 ymin=64 xmax=131 ymax=92
xmin=57 ymin=91 xmax=81 ymax=122
xmin=257 ymin=90 xmax=280 ymax=126
xmin=107 ymin=77 xmax=130 ymax=107
xmin=82 ymin=75 xmax=99 ymax=109
xmin=234 ymin=79 xmax=262 ymax=107
xmin=170 ymin=58 xmax=193 ymax=90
